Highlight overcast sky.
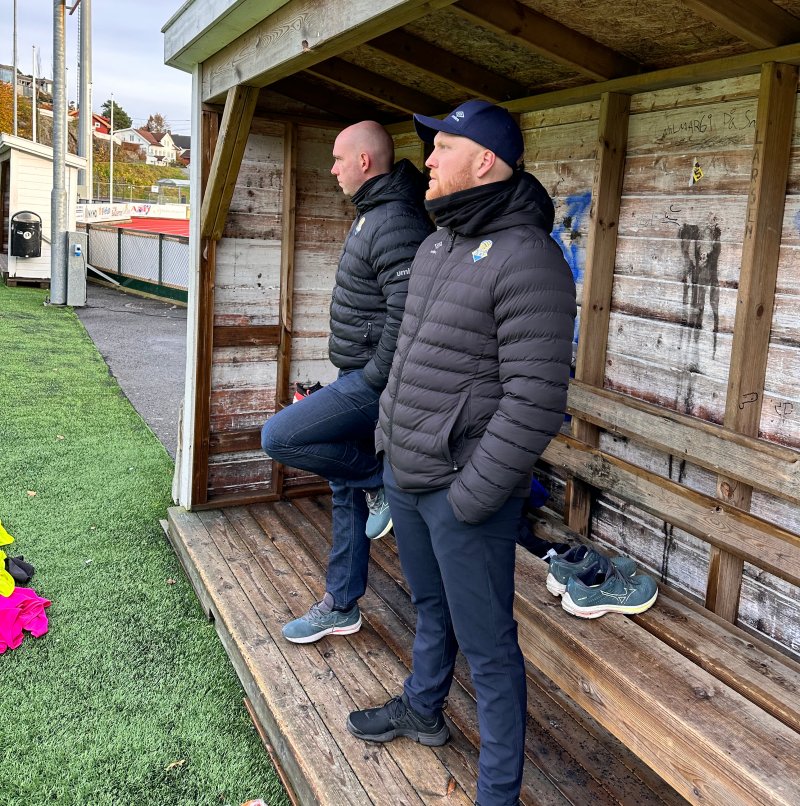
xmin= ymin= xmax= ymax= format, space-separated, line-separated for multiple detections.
xmin=1 ymin=0 xmax=192 ymax=134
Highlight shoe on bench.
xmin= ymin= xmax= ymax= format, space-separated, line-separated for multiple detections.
xmin=347 ymin=693 xmax=450 ymax=746
xmin=561 ymin=557 xmax=658 ymax=619
xmin=282 ymin=592 xmax=361 ymax=643
xmin=546 ymin=545 xmax=637 ymax=596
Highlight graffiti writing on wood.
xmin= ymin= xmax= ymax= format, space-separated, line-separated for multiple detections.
xmin=739 ymin=392 xmax=759 ymax=409
xmin=775 ymin=401 xmax=794 ymax=416
xmin=659 ymin=108 xmax=756 ymax=144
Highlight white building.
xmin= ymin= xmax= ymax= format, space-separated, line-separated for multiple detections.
xmin=0 ymin=134 xmax=85 ymax=282
xmin=111 ymin=127 xmax=180 ymax=165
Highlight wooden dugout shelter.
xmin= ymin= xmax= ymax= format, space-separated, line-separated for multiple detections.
xmin=162 ymin=1 xmax=800 ymax=803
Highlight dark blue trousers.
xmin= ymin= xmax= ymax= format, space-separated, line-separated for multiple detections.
xmin=261 ymin=369 xmax=382 ymax=610
xmin=383 ymin=460 xmax=526 ymax=806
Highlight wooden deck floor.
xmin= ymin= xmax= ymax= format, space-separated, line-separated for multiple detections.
xmin=166 ymin=497 xmax=687 ymax=806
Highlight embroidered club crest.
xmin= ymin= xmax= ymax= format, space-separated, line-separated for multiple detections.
xmin=472 ymin=239 xmax=493 ymax=262
xmin=355 ymin=216 xmax=366 ymax=233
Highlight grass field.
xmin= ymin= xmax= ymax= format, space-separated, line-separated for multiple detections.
xmin=0 ymin=283 xmax=289 ymax=806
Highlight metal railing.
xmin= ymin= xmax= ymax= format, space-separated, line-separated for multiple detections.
xmin=84 ymin=224 xmax=189 ymax=299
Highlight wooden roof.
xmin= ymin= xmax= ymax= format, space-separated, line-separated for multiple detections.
xmin=165 ymin=0 xmax=800 ymax=123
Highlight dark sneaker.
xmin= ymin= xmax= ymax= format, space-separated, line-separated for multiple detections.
xmin=546 ymin=545 xmax=637 ymax=596
xmin=292 ymin=381 xmax=323 ymax=403
xmin=282 ymin=592 xmax=361 ymax=643
xmin=561 ymin=558 xmax=658 ymax=618
xmin=365 ymin=487 xmax=392 ymax=540
xmin=347 ymin=693 xmax=450 ymax=746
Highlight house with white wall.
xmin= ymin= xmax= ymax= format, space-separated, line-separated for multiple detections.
xmin=112 ymin=127 xmax=180 ymax=165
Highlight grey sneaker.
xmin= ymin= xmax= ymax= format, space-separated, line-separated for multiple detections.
xmin=282 ymin=592 xmax=361 ymax=643
xmin=546 ymin=545 xmax=637 ymax=596
xmin=347 ymin=693 xmax=450 ymax=746
xmin=365 ymin=487 xmax=392 ymax=540
xmin=561 ymin=557 xmax=658 ymax=618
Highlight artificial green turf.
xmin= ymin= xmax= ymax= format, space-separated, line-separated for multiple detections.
xmin=0 ymin=284 xmax=289 ymax=806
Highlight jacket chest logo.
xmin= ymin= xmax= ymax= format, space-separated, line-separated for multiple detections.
xmin=355 ymin=216 xmax=366 ymax=233
xmin=472 ymin=239 xmax=493 ymax=262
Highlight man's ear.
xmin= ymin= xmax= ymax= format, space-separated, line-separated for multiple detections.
xmin=476 ymin=149 xmax=496 ymax=179
xmin=360 ymin=151 xmax=371 ymax=172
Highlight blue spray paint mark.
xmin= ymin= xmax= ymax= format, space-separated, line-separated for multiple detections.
xmin=552 ymin=191 xmax=592 ymax=347
xmin=553 ymin=191 xmax=592 ymax=284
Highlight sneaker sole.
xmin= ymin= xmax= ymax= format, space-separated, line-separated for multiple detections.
xmin=283 ymin=615 xmax=362 ymax=644
xmin=561 ymin=590 xmax=658 ymax=619
xmin=346 ymin=718 xmax=450 ymax=746
xmin=545 ymin=573 xmax=566 ymax=596
xmin=367 ymin=518 xmax=393 ymax=541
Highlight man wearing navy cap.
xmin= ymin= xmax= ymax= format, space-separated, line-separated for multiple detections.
xmin=347 ymin=101 xmax=577 ymax=806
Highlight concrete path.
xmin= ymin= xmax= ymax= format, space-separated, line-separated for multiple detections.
xmin=76 ymin=282 xmax=187 ymax=459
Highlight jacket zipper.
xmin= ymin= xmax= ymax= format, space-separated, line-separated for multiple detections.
xmin=387 ymin=230 xmax=456 ymax=452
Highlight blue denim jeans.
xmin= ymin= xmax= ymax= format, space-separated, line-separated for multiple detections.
xmin=384 ymin=459 xmax=526 ymax=806
xmin=261 ymin=369 xmax=382 ymax=610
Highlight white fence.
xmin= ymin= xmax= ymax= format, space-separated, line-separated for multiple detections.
xmin=85 ymin=224 xmax=189 ymax=295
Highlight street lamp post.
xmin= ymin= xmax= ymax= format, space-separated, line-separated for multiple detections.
xmin=109 ymin=92 xmax=114 ymax=204
xmin=12 ymin=0 xmax=18 ymax=136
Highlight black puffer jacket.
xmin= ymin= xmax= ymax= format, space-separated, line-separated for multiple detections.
xmin=377 ymin=172 xmax=577 ymax=524
xmin=329 ymin=159 xmax=434 ymax=390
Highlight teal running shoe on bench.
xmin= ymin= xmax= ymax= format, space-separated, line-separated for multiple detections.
xmin=561 ymin=557 xmax=658 ymax=619
xmin=546 ymin=545 xmax=637 ymax=596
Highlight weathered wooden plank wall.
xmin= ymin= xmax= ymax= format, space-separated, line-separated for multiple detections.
xmin=206 ymin=120 xmax=352 ymax=497
xmin=524 ymin=74 xmax=799 ymax=656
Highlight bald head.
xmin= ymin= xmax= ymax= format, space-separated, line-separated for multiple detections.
xmin=331 ymin=121 xmax=395 ymax=197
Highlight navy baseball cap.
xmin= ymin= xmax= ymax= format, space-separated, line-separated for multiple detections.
xmin=413 ymin=99 xmax=524 ymax=168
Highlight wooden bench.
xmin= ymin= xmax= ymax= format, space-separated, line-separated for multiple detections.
xmin=519 ymin=510 xmax=800 ymax=805
xmin=485 ymin=378 xmax=800 ymax=805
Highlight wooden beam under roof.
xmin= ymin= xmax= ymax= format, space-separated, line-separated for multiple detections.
xmin=201 ymin=0 xmax=459 ymax=102
xmin=269 ymin=75 xmax=392 ymax=122
xmin=452 ymin=0 xmax=640 ymax=81
xmin=680 ymin=0 xmax=800 ymax=49
xmin=305 ymin=57 xmax=442 ymax=115
xmin=367 ymin=29 xmax=527 ymax=101
xmin=381 ymin=40 xmax=800 ymax=136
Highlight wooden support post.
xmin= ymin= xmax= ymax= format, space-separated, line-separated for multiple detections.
xmin=191 ymin=85 xmax=259 ymax=506
xmin=200 ymin=85 xmax=260 ymax=241
xmin=708 ymin=61 xmax=799 ymax=620
xmin=191 ymin=107 xmax=221 ymax=506
xmin=271 ymin=121 xmax=299 ymax=498
xmin=565 ymin=92 xmax=630 ymax=536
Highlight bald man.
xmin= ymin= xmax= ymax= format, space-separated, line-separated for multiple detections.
xmin=262 ymin=121 xmax=434 ymax=643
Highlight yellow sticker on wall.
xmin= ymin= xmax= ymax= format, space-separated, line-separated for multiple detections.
xmin=691 ymin=161 xmax=704 ymax=185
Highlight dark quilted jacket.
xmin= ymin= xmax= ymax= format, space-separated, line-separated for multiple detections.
xmin=329 ymin=159 xmax=434 ymax=390
xmin=377 ymin=172 xmax=577 ymax=524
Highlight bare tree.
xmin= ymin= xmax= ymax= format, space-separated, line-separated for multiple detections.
xmin=145 ymin=113 xmax=169 ymax=134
